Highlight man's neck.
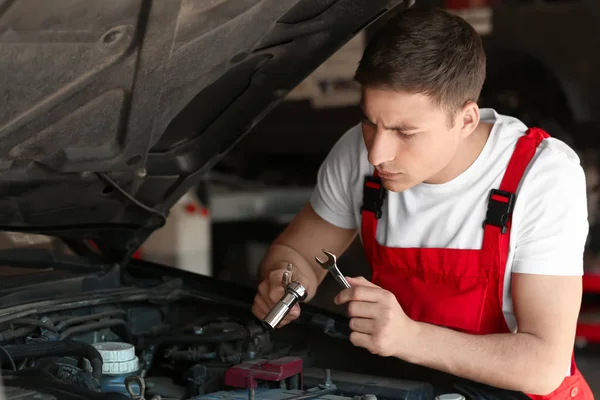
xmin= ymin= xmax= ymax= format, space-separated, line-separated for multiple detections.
xmin=425 ymin=122 xmax=494 ymax=184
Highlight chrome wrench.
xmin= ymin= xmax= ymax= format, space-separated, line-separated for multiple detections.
xmin=262 ymin=263 xmax=307 ymax=330
xmin=262 ymin=281 xmax=307 ymax=330
xmin=315 ymin=249 xmax=351 ymax=289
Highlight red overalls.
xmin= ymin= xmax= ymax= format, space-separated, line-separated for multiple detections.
xmin=360 ymin=127 xmax=593 ymax=400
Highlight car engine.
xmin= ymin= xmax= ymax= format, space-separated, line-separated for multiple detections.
xmin=0 ymin=297 xmax=435 ymax=400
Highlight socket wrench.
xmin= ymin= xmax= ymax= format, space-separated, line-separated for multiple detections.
xmin=262 ymin=281 xmax=307 ymax=330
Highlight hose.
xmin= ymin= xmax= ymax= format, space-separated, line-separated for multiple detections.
xmin=12 ymin=318 xmax=58 ymax=332
xmin=150 ymin=329 xmax=248 ymax=346
xmin=165 ymin=349 xmax=216 ymax=362
xmin=0 ymin=326 xmax=36 ymax=341
xmin=59 ymin=319 xmax=129 ymax=340
xmin=3 ymin=340 xmax=103 ymax=380
xmin=54 ymin=310 xmax=127 ymax=331
xmin=0 ymin=345 xmax=16 ymax=371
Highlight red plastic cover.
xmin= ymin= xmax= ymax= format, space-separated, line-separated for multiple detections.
xmin=224 ymin=357 xmax=303 ymax=389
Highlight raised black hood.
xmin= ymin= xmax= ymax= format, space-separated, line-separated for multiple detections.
xmin=0 ymin=0 xmax=408 ymax=262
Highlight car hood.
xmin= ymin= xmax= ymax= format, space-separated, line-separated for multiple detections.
xmin=0 ymin=0 xmax=408 ymax=262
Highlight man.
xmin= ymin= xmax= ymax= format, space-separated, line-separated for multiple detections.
xmin=251 ymin=7 xmax=593 ymax=399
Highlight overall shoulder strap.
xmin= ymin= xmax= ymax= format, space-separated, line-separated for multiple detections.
xmin=481 ymin=127 xmax=551 ymax=257
xmin=360 ymin=172 xmax=386 ymax=257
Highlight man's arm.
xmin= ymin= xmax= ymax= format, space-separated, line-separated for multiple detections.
xmin=259 ymin=202 xmax=357 ymax=295
xmin=252 ymin=203 xmax=357 ymax=324
xmin=336 ymin=273 xmax=581 ymax=395
xmin=253 ymin=125 xmax=364 ymax=325
xmin=398 ymin=273 xmax=581 ymax=395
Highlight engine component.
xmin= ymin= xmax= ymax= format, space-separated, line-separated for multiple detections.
xmin=0 ymin=306 xmax=481 ymax=400
xmin=125 ymin=375 xmax=153 ymax=400
xmin=2 ymin=340 xmax=103 ymax=380
xmin=92 ymin=342 xmax=141 ymax=396
xmin=303 ymin=368 xmax=434 ymax=400
xmin=4 ymin=386 xmax=58 ymax=400
xmin=185 ymin=363 xmax=233 ymax=397
xmin=224 ymin=357 xmax=303 ymax=390
xmin=190 ymin=387 xmax=354 ymax=400
xmin=149 ymin=322 xmax=248 ymax=346
xmin=2 ymin=369 xmax=130 ymax=400
xmin=43 ymin=362 xmax=101 ymax=391
xmin=60 ymin=319 xmax=130 ymax=340
xmin=435 ymin=395 xmax=465 ymax=400
xmin=262 ymin=282 xmax=307 ymax=330
xmin=93 ymin=342 xmax=139 ymax=374
xmin=54 ymin=311 xmax=127 ymax=332
xmin=164 ymin=320 xmax=277 ymax=366
xmin=144 ymin=376 xmax=188 ymax=399
xmin=187 ymin=364 xmax=209 ymax=396
xmin=0 ymin=326 xmax=38 ymax=341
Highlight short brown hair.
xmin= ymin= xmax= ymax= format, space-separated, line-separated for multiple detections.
xmin=355 ymin=8 xmax=486 ymax=113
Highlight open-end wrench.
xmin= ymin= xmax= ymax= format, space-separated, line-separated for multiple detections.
xmin=315 ymin=249 xmax=351 ymax=289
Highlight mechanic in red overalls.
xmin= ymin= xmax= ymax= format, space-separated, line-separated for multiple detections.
xmin=252 ymin=7 xmax=593 ymax=399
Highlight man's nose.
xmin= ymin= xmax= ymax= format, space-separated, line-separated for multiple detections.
xmin=368 ymin=130 xmax=396 ymax=166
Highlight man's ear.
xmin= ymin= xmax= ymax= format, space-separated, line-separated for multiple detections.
xmin=457 ymin=101 xmax=480 ymax=139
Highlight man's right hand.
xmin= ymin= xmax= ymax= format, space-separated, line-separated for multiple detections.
xmin=251 ymin=263 xmax=312 ymax=328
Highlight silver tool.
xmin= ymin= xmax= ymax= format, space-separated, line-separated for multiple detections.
xmin=282 ymin=263 xmax=293 ymax=286
xmin=315 ymin=249 xmax=351 ymax=289
xmin=262 ymin=281 xmax=307 ymax=330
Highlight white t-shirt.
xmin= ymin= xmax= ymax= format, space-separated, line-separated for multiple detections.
xmin=310 ymin=108 xmax=589 ymax=332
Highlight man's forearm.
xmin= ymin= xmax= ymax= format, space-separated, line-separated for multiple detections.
xmin=401 ymin=321 xmax=567 ymax=395
xmin=258 ymin=243 xmax=324 ymax=300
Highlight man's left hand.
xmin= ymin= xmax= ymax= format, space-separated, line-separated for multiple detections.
xmin=334 ymin=276 xmax=417 ymax=357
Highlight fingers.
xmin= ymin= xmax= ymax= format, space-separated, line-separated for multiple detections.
xmin=289 ymin=303 xmax=301 ymax=318
xmin=349 ymin=317 xmax=373 ymax=334
xmin=276 ymin=303 xmax=300 ymax=328
xmin=335 ymin=285 xmax=386 ymax=305
xmin=252 ymin=267 xmax=304 ymax=328
xmin=346 ymin=300 xmax=376 ymax=319
xmin=345 ymin=276 xmax=378 ymax=288
xmin=252 ymin=291 xmax=301 ymax=326
xmin=257 ymin=273 xmax=285 ymax=304
xmin=251 ymin=294 xmax=270 ymax=319
xmin=349 ymin=331 xmax=371 ymax=349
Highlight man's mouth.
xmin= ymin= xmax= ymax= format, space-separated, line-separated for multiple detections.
xmin=377 ymin=171 xmax=401 ymax=179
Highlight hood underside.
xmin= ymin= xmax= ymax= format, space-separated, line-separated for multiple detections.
xmin=0 ymin=0 xmax=408 ymax=261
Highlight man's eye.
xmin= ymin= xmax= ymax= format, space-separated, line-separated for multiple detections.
xmin=397 ymin=132 xmax=417 ymax=140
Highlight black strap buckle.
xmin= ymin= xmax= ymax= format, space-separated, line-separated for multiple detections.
xmin=360 ymin=175 xmax=386 ymax=219
xmin=483 ymin=189 xmax=516 ymax=234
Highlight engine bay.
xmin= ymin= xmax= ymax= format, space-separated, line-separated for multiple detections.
xmin=0 ymin=262 xmax=533 ymax=400
xmin=0 ymin=294 xmax=436 ymax=400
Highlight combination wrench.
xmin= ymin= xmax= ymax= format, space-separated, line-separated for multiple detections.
xmin=315 ymin=249 xmax=351 ymax=289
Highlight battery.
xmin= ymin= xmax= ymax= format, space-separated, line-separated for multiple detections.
xmin=224 ymin=357 xmax=303 ymax=389
xmin=191 ymin=388 xmax=352 ymax=400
